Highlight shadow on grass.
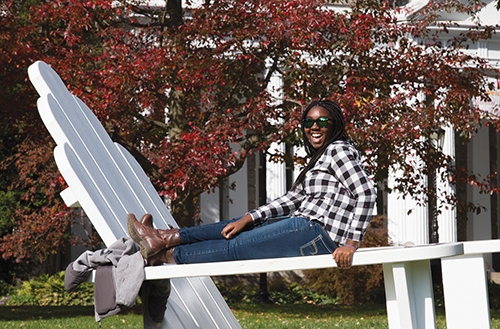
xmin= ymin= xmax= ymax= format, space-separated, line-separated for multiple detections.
xmin=0 ymin=305 xmax=143 ymax=321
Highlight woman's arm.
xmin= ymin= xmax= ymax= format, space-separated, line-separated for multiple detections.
xmin=220 ymin=188 xmax=305 ymax=239
xmin=221 ymin=214 xmax=254 ymax=239
xmin=246 ymin=188 xmax=305 ymax=225
xmin=332 ymin=239 xmax=359 ymax=268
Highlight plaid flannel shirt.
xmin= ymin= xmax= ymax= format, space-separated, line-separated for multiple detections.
xmin=248 ymin=140 xmax=376 ymax=245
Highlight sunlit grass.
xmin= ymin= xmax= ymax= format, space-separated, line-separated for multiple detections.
xmin=0 ymin=305 xmax=141 ymax=328
xmin=232 ymin=303 xmax=389 ymax=329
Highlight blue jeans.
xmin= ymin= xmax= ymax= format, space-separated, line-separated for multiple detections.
xmin=173 ymin=217 xmax=337 ymax=264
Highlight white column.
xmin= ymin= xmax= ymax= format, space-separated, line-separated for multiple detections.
xmin=387 ymin=191 xmax=429 ymax=245
xmin=293 ymin=147 xmax=307 ymax=181
xmin=437 ymin=125 xmax=457 ymax=242
xmin=388 ymin=167 xmax=429 ymax=246
xmin=265 ymin=63 xmax=286 ymax=201
xmin=266 ymin=142 xmax=287 ymax=201
xmin=228 ymin=159 xmax=248 ymax=220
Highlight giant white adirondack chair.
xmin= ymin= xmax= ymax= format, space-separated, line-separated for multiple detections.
xmin=30 ymin=60 xmax=499 ymax=329
xmin=28 ymin=61 xmax=241 ymax=329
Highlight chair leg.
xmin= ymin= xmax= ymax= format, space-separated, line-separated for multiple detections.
xmin=383 ymin=260 xmax=436 ymax=329
xmin=441 ymin=254 xmax=491 ymax=329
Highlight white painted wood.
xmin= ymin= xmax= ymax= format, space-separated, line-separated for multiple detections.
xmin=60 ymin=187 xmax=80 ymax=207
xmin=141 ymin=243 xmax=463 ymax=280
xmin=386 ymin=262 xmax=417 ymax=329
xmin=442 ymin=254 xmax=490 ymax=329
xmin=462 ymin=240 xmax=500 ymax=255
xmin=386 ymin=260 xmax=436 ymax=329
xmin=441 ymin=240 xmax=500 ymax=329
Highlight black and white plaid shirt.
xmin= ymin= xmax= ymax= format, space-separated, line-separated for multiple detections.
xmin=248 ymin=140 xmax=377 ymax=245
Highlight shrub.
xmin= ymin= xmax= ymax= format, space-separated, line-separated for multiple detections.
xmin=303 ymin=215 xmax=389 ymax=305
xmin=268 ymin=280 xmax=338 ymax=305
xmin=215 ymin=279 xmax=257 ymax=304
xmin=488 ymin=280 xmax=500 ymax=310
xmin=215 ymin=278 xmax=338 ymax=305
xmin=2 ymin=271 xmax=94 ymax=306
xmin=0 ymin=279 xmax=11 ymax=297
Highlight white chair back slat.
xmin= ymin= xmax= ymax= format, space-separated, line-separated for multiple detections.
xmin=46 ymin=93 xmax=143 ymax=240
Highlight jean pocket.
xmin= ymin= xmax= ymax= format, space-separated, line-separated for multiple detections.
xmin=299 ymin=235 xmax=333 ymax=256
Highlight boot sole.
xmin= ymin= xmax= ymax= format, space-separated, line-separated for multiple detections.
xmin=127 ymin=215 xmax=154 ymax=259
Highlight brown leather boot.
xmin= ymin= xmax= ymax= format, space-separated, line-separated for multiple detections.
xmin=127 ymin=213 xmax=180 ymax=259
xmin=137 ymin=214 xmax=177 ymax=266
xmin=139 ymin=213 xmax=153 ymax=228
xmin=139 ymin=213 xmax=174 ymax=230
xmin=147 ymin=248 xmax=176 ymax=266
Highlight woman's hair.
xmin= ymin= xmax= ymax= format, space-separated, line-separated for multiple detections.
xmin=292 ymin=99 xmax=348 ymax=189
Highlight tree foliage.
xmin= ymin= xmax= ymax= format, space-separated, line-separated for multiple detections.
xmin=0 ymin=0 xmax=499 ymax=263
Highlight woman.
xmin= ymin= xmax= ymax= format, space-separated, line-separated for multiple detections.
xmin=128 ymin=99 xmax=376 ymax=269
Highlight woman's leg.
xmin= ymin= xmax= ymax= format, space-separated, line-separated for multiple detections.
xmin=179 ymin=218 xmax=240 ymax=244
xmin=173 ymin=217 xmax=337 ymax=264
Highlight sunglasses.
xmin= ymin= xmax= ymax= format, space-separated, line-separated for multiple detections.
xmin=302 ymin=117 xmax=332 ymax=128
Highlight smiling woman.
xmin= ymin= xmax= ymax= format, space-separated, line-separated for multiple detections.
xmin=127 ymin=99 xmax=376 ymax=271
xmin=303 ymin=108 xmax=334 ymax=149
xmin=300 ymin=100 xmax=348 ymax=154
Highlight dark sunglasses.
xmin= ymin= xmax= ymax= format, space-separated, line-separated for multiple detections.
xmin=302 ymin=117 xmax=332 ymax=128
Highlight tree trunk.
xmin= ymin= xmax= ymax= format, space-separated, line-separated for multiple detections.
xmin=171 ymin=190 xmax=198 ymax=228
xmin=167 ymin=89 xmax=185 ymax=142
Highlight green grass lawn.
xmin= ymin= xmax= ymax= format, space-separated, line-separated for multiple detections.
xmin=233 ymin=303 xmax=391 ymax=329
xmin=0 ymin=305 xmax=142 ymax=328
xmin=1 ymin=303 xmax=500 ymax=328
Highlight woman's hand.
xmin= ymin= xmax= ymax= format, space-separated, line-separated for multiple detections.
xmin=332 ymin=241 xmax=358 ymax=269
xmin=221 ymin=214 xmax=254 ymax=239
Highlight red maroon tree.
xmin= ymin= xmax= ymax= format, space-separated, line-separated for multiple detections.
xmin=0 ymin=0 xmax=499 ymax=263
